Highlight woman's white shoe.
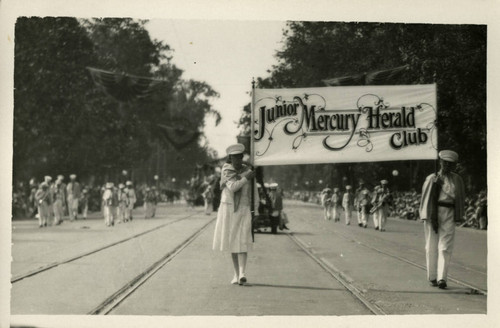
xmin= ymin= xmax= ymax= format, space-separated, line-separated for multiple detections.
xmin=231 ymin=276 xmax=239 ymax=285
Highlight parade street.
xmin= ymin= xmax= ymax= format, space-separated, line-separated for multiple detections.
xmin=11 ymin=201 xmax=486 ymax=316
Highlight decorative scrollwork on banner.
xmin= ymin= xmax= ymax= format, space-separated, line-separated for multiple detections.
xmin=357 ymin=128 xmax=373 ymax=152
xmin=255 ymin=117 xmax=300 ymax=156
xmin=416 ymin=102 xmax=438 ymax=150
xmin=356 ymin=94 xmax=390 ymax=113
xmin=303 ymin=93 xmax=327 ymax=111
xmin=292 ymin=132 xmax=307 ymax=151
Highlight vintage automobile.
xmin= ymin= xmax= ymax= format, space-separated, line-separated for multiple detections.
xmin=252 ymin=167 xmax=280 ymax=234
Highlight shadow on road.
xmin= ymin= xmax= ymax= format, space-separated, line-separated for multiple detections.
xmin=244 ymin=283 xmax=343 ymax=291
xmin=368 ymin=287 xmax=485 ymax=295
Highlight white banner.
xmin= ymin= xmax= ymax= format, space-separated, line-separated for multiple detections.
xmin=253 ymin=85 xmax=437 ymax=166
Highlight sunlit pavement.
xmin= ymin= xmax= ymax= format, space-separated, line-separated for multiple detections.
xmin=10 ymin=200 xmax=486 ymax=315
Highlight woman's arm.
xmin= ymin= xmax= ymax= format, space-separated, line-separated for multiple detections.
xmin=226 ymin=176 xmax=248 ymax=193
xmin=225 ymin=170 xmax=255 ymax=193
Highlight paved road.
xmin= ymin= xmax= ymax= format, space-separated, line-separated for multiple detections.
xmin=10 ymin=200 xmax=487 ymax=316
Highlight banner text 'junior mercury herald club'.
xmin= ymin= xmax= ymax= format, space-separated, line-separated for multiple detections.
xmin=252 ymin=85 xmax=437 ymax=166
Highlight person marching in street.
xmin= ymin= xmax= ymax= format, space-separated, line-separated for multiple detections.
xmin=35 ymin=182 xmax=52 ymax=228
xmin=277 ymin=186 xmax=290 ymax=230
xmin=420 ymin=150 xmax=465 ymax=289
xmin=29 ymin=182 xmax=38 ymax=219
xmin=342 ymin=185 xmax=354 ymax=225
xmin=321 ymin=187 xmax=333 ymax=221
xmin=331 ymin=187 xmax=342 ymax=222
xmin=56 ymin=175 xmax=67 ymax=216
xmin=66 ymin=174 xmax=81 ymax=221
xmin=116 ymin=183 xmax=128 ymax=223
xmin=80 ymin=188 xmax=89 ymax=220
xmin=354 ymin=180 xmax=367 ymax=227
xmin=358 ymin=189 xmax=371 ymax=228
xmin=269 ymin=182 xmax=286 ymax=232
xmin=29 ymin=178 xmax=39 ymax=218
xmin=44 ymin=176 xmax=55 ymax=224
xmin=102 ymin=182 xmax=117 ymax=227
xmin=371 ymin=180 xmax=392 ymax=231
xmin=371 ymin=186 xmax=381 ymax=230
xmin=144 ymin=186 xmax=158 ymax=219
xmin=51 ymin=177 xmax=66 ymax=225
xmin=151 ymin=186 xmax=158 ymax=217
xmin=202 ymin=184 xmax=214 ymax=215
xmin=126 ymin=181 xmax=137 ymax=221
xmin=143 ymin=186 xmax=150 ymax=219
xmin=213 ymin=143 xmax=255 ymax=285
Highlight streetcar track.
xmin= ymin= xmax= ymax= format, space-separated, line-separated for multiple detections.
xmin=286 ymin=232 xmax=387 ymax=315
xmin=11 ymin=213 xmax=199 ymax=283
xmin=294 ymin=224 xmax=487 ymax=296
xmin=328 ymin=228 xmax=487 ymax=295
xmin=88 ymin=218 xmax=216 ymax=315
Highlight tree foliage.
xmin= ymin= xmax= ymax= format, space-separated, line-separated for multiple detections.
xmin=14 ymin=17 xmax=221 ymax=186
xmin=251 ymin=22 xmax=486 ymax=191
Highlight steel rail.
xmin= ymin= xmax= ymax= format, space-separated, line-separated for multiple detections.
xmin=11 ymin=214 xmax=198 ymax=283
xmin=286 ymin=232 xmax=387 ymax=315
xmin=88 ymin=218 xmax=215 ymax=315
xmin=307 ymin=226 xmax=487 ymax=296
xmin=337 ymin=230 xmax=487 ymax=295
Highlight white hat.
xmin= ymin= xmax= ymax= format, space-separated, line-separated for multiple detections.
xmin=381 ymin=180 xmax=389 ymax=185
xmin=118 ymin=183 xmax=125 ymax=189
xmin=57 ymin=175 xmax=64 ymax=180
xmin=126 ymin=181 xmax=133 ymax=186
xmin=362 ymin=189 xmax=369 ymax=195
xmin=333 ymin=187 xmax=339 ymax=192
xmin=264 ymin=183 xmax=270 ymax=188
xmin=70 ymin=174 xmax=76 ymax=179
xmin=44 ymin=176 xmax=52 ymax=182
xmin=346 ymin=185 xmax=352 ymax=190
xmin=322 ymin=188 xmax=332 ymax=194
xmin=226 ymin=143 xmax=245 ymax=155
xmin=105 ymin=182 xmax=114 ymax=189
xmin=439 ymin=150 xmax=459 ymax=163
xmin=269 ymin=183 xmax=278 ymax=189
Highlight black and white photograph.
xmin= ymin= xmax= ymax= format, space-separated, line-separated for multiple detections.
xmin=1 ymin=0 xmax=498 ymax=327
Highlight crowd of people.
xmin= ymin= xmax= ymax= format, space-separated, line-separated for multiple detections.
xmin=13 ymin=172 xmax=487 ymax=232
xmin=320 ymin=180 xmax=393 ymax=231
xmin=12 ymin=146 xmax=486 ymax=291
xmin=292 ymin=182 xmax=487 ymax=230
xmin=13 ymin=173 xmax=179 ymax=228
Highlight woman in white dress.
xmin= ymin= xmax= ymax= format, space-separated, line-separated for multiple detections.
xmin=212 ymin=143 xmax=255 ymax=285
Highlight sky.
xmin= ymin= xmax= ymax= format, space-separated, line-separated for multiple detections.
xmin=145 ymin=19 xmax=286 ymax=157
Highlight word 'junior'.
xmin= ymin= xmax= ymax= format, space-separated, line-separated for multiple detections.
xmin=255 ymin=96 xmax=429 ymax=150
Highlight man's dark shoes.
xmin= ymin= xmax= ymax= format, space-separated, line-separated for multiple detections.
xmin=437 ymin=280 xmax=447 ymax=289
xmin=429 ymin=279 xmax=438 ymax=287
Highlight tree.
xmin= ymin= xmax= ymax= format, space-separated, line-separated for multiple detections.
xmin=252 ymin=22 xmax=486 ymax=191
xmin=14 ymin=17 xmax=100 ymax=181
xmin=14 ymin=17 xmax=222 ymax=189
